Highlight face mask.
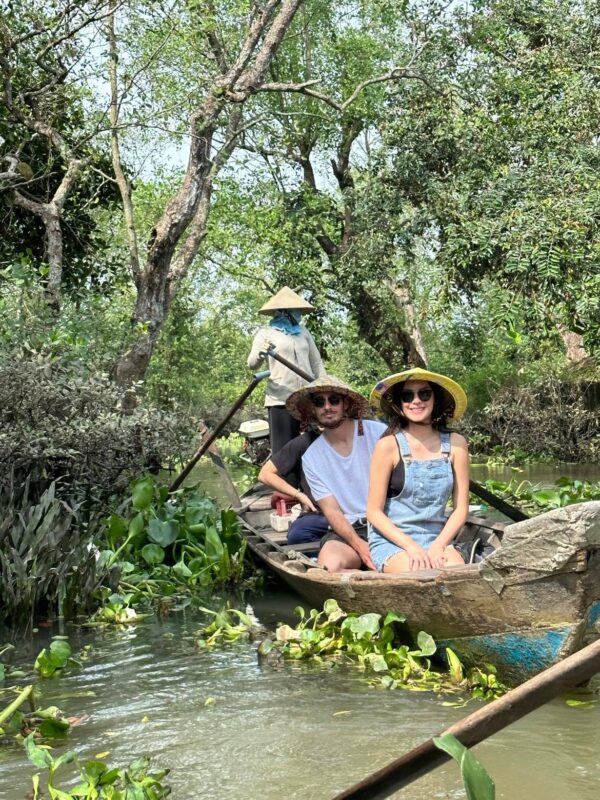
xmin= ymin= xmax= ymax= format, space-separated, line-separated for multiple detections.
xmin=288 ymin=310 xmax=302 ymax=324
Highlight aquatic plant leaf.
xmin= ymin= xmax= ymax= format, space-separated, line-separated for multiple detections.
xmin=172 ymin=558 xmax=192 ymax=578
xmin=99 ymin=767 xmax=120 ymax=785
xmin=205 ymin=526 xmax=224 ymax=561
xmin=0 ymin=664 xmax=5 ymax=682
xmin=141 ymin=544 xmax=165 ymax=565
xmin=433 ymin=734 xmax=495 ymax=800
xmin=128 ymin=755 xmax=151 ymax=780
xmin=39 ymin=717 xmax=70 ymax=737
xmin=129 ymin=512 xmax=145 ymax=538
xmin=341 ymin=613 xmax=381 ymax=640
xmin=107 ymin=514 xmax=127 ymax=548
xmin=383 ymin=611 xmax=406 ymax=625
xmin=532 ymin=489 xmax=562 ymax=507
xmin=276 ymin=624 xmax=301 ymax=642
xmin=50 ymin=639 xmax=71 ymax=662
xmin=258 ymin=639 xmax=274 ymax=655
xmin=34 ymin=639 xmax=72 ymax=677
xmin=364 ymin=653 xmax=389 ymax=673
xmin=132 ymin=480 xmax=154 ymax=511
xmin=446 ymin=648 xmax=464 ymax=683
xmin=25 ymin=734 xmax=53 ymax=768
xmin=83 ymin=760 xmax=109 ymax=781
xmin=293 ymin=606 xmax=306 ymax=620
xmin=323 ymin=599 xmax=344 ymax=622
xmin=229 ymin=609 xmax=253 ymax=627
xmin=148 ymin=519 xmax=179 ymax=547
xmin=4 ymin=710 xmax=24 ymax=735
xmin=52 ymin=751 xmax=77 ymax=770
xmin=565 ymin=698 xmax=598 ymax=708
xmin=414 ymin=631 xmax=436 ymax=657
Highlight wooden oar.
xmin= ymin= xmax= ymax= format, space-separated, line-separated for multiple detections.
xmin=333 ymin=638 xmax=600 ymax=800
xmin=264 ymin=346 xmax=529 ymax=522
xmin=196 ymin=421 xmax=242 ymax=508
xmin=468 ymin=479 xmax=528 ymax=522
xmin=169 ymin=370 xmax=270 ymax=493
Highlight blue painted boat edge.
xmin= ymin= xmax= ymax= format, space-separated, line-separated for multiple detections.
xmin=436 ymin=625 xmax=576 ymax=682
xmin=437 ymin=601 xmax=600 ymax=682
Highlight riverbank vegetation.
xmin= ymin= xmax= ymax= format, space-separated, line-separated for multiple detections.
xmin=1 ymin=1 xmax=600 ymax=793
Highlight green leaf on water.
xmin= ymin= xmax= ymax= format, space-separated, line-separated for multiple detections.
xmin=414 ymin=631 xmax=436 ymax=656
xmin=204 ymin=525 xmax=224 ymax=561
xmin=39 ymin=717 xmax=70 ymax=737
xmin=25 ymin=734 xmax=53 ymax=768
xmin=383 ymin=611 xmax=406 ymax=625
xmin=433 ymin=733 xmax=495 ymax=800
xmin=341 ymin=613 xmax=381 ymax=639
xmin=172 ymin=558 xmax=192 ymax=578
xmin=148 ymin=518 xmax=179 ymax=547
xmin=141 ymin=544 xmax=165 ymax=565
xmin=132 ymin=479 xmax=154 ymax=511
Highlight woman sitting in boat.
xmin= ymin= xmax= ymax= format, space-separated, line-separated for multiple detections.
xmin=366 ymin=368 xmax=470 ymax=573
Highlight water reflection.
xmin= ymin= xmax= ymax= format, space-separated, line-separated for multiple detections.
xmin=1 ymin=597 xmax=599 ymax=800
xmin=471 ymin=462 xmax=600 ymax=486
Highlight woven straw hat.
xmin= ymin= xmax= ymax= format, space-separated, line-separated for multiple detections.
xmin=370 ymin=368 xmax=467 ymax=420
xmin=286 ymin=375 xmax=369 ymax=421
xmin=259 ymin=286 xmax=315 ymax=315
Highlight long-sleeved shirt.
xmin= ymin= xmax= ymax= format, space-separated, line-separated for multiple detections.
xmin=247 ymin=325 xmax=324 ymax=406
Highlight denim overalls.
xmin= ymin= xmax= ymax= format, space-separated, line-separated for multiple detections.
xmin=368 ymin=430 xmax=453 ymax=572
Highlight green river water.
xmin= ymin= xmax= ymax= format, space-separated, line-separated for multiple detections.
xmin=1 ymin=460 xmax=599 ymax=799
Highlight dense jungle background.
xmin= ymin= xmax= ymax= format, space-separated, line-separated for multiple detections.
xmin=1 ymin=0 xmax=600 ymax=622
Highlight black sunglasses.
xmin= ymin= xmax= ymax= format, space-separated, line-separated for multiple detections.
xmin=311 ymin=393 xmax=342 ymax=408
xmin=400 ymin=388 xmax=433 ymax=403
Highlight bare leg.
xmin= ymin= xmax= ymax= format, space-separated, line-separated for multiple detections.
xmin=318 ymin=540 xmax=362 ymax=571
xmin=383 ymin=552 xmax=411 ymax=573
xmin=444 ymin=546 xmax=464 ymax=566
xmin=384 ymin=546 xmax=464 ymax=573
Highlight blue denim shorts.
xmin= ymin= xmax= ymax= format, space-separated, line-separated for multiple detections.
xmin=368 ymin=529 xmax=436 ymax=573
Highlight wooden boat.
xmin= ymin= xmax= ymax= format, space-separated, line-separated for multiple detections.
xmin=238 ymin=488 xmax=600 ymax=684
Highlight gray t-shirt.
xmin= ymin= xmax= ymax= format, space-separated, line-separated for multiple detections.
xmin=302 ymin=419 xmax=386 ymax=524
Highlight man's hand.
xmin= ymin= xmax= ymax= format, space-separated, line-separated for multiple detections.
xmin=295 ymin=491 xmax=317 ymax=512
xmin=353 ymin=536 xmax=376 ymax=571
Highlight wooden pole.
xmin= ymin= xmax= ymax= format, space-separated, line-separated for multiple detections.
xmin=169 ymin=370 xmax=270 ymax=493
xmin=468 ymin=479 xmax=528 ymax=522
xmin=333 ymin=638 xmax=600 ymax=800
xmin=262 ymin=345 xmax=314 ymax=382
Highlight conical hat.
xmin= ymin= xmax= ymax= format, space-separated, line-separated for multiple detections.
xmin=259 ymin=286 xmax=315 ymax=315
xmin=286 ymin=375 xmax=369 ymax=421
xmin=369 ymin=367 xmax=467 ymax=420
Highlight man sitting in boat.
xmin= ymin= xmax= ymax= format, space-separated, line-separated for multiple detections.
xmin=286 ymin=376 xmax=386 ymax=571
xmin=258 ymin=428 xmax=329 ymax=547
xmin=367 ymin=368 xmax=469 ymax=572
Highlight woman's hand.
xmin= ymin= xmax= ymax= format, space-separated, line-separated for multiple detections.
xmin=295 ymin=491 xmax=317 ymax=512
xmin=427 ymin=542 xmax=448 ymax=569
xmin=405 ymin=542 xmax=432 ymax=571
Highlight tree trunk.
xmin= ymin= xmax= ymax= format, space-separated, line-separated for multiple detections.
xmin=113 ymin=0 xmax=305 ymax=388
xmin=354 ymin=286 xmax=427 ymax=370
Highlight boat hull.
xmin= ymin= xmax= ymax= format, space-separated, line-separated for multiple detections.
xmin=240 ymin=498 xmax=600 ymax=684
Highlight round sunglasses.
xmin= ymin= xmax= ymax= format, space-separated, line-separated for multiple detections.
xmin=400 ymin=388 xmax=433 ymax=403
xmin=310 ymin=393 xmax=342 ymax=408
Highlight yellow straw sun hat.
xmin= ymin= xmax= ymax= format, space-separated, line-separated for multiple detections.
xmin=369 ymin=367 xmax=467 ymax=421
xmin=259 ymin=286 xmax=315 ymax=315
